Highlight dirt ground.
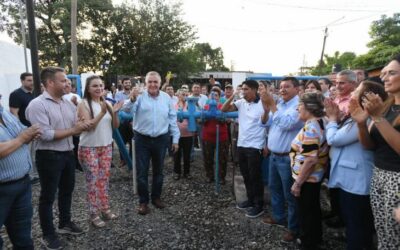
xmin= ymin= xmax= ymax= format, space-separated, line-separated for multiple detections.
xmin=1 ymin=148 xmax=346 ymax=250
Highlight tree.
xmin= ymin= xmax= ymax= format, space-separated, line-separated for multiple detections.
xmin=106 ymin=0 xmax=197 ymax=78
xmin=0 ymin=0 xmax=229 ymax=81
xmin=310 ymin=51 xmax=357 ymax=75
xmin=192 ymin=43 xmax=229 ymax=71
xmin=0 ymin=0 xmax=115 ymax=72
xmin=308 ymin=13 xmax=400 ymax=74
xmin=353 ymin=13 xmax=400 ymax=69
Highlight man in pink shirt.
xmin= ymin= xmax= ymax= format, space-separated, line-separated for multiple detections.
xmin=334 ymin=70 xmax=357 ymax=115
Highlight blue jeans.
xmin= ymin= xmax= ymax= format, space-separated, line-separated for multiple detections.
xmin=261 ymin=155 xmax=270 ymax=186
xmin=0 ymin=175 xmax=34 ymax=250
xmin=36 ymin=150 xmax=75 ymax=237
xmin=268 ymin=154 xmax=299 ymax=233
xmin=135 ymin=132 xmax=169 ymax=204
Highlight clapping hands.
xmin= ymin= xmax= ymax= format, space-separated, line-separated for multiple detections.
xmin=19 ymin=124 xmax=42 ymax=144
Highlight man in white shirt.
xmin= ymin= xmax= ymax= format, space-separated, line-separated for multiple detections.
xmin=190 ymin=83 xmax=208 ymax=109
xmin=165 ymin=86 xmax=178 ymax=107
xmin=63 ymin=79 xmax=81 ymax=106
xmin=222 ymin=80 xmax=266 ymax=218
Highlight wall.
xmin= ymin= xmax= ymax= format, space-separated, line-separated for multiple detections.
xmin=0 ymin=41 xmax=32 ymax=110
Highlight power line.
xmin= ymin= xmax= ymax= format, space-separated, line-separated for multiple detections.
xmin=194 ymin=13 xmax=385 ymax=34
xmin=243 ymin=0 xmax=389 ymax=13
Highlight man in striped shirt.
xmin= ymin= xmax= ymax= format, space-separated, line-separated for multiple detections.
xmin=0 ymin=104 xmax=41 ymax=250
xmin=26 ymin=67 xmax=91 ymax=250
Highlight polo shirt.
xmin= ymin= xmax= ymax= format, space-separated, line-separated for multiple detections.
xmin=234 ymin=98 xmax=265 ymax=149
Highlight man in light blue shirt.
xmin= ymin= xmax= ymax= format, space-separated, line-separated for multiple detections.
xmin=0 ymin=105 xmax=41 ymax=249
xmin=260 ymin=76 xmax=303 ymax=242
xmin=115 ymin=78 xmax=134 ymax=164
xmin=122 ymin=71 xmax=180 ymax=215
xmin=114 ymin=78 xmax=131 ymax=102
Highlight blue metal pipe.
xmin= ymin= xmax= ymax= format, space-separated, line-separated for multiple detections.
xmin=112 ymin=128 xmax=133 ymax=170
xmin=247 ymin=76 xmax=320 ymax=81
xmin=215 ymin=124 xmax=220 ymax=193
xmin=67 ymin=74 xmax=82 ymax=97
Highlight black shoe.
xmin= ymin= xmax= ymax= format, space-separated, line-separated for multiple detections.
xmin=236 ymin=200 xmax=254 ymax=211
xmin=245 ymin=206 xmax=264 ymax=218
xmin=30 ymin=177 xmax=40 ymax=185
xmin=40 ymin=234 xmax=63 ymax=250
xmin=58 ymin=221 xmax=84 ymax=235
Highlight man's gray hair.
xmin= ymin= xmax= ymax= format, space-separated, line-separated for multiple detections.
xmin=145 ymin=71 xmax=161 ymax=83
xmin=337 ymin=69 xmax=357 ymax=83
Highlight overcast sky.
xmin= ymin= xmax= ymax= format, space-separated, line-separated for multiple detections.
xmin=2 ymin=0 xmax=399 ymax=75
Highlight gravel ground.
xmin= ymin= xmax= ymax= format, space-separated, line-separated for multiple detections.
xmin=2 ymin=149 xmax=346 ymax=250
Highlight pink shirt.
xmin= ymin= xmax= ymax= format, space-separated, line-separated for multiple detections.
xmin=174 ymin=102 xmax=194 ymax=138
xmin=26 ymin=91 xmax=77 ymax=151
xmin=334 ymin=94 xmax=351 ymax=115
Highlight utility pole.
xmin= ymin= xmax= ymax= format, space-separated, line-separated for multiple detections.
xmin=319 ymin=27 xmax=328 ymax=67
xmin=318 ymin=16 xmax=345 ymax=69
xmin=71 ymin=0 xmax=78 ymax=74
xmin=19 ymin=0 xmax=29 ymax=72
xmin=25 ymin=0 xmax=41 ymax=97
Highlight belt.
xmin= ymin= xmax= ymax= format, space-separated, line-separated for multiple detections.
xmin=36 ymin=150 xmax=73 ymax=154
xmin=0 ymin=174 xmax=29 ymax=186
xmin=134 ymin=131 xmax=168 ymax=139
xmin=271 ymin=151 xmax=290 ymax=156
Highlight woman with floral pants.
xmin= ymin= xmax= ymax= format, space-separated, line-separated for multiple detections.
xmin=77 ymin=75 xmax=123 ymax=228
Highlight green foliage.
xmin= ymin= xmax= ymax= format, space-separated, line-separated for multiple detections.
xmin=310 ymin=13 xmax=400 ymax=73
xmin=193 ymin=43 xmax=229 ymax=71
xmin=106 ymin=0 xmax=197 ymax=78
xmin=368 ymin=13 xmax=400 ymax=48
xmin=354 ymin=13 xmax=400 ymax=69
xmin=1 ymin=0 xmax=115 ymax=72
xmin=0 ymin=0 xmax=229 ymax=81
xmin=310 ymin=51 xmax=357 ymax=75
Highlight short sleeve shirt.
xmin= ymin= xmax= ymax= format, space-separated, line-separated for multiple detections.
xmin=290 ymin=119 xmax=329 ymax=183
xmin=9 ymin=88 xmax=34 ymax=126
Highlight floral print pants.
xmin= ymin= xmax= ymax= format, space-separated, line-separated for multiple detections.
xmin=78 ymin=145 xmax=112 ymax=215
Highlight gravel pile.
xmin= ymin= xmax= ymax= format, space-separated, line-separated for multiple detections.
xmin=2 ymin=150 xmax=346 ymax=249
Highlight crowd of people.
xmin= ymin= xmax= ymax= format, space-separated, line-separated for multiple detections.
xmin=0 ymin=54 xmax=400 ymax=250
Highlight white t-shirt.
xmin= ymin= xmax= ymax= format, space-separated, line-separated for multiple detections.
xmin=190 ymin=94 xmax=208 ymax=109
xmin=63 ymin=93 xmax=81 ymax=104
xmin=234 ymin=98 xmax=266 ymax=149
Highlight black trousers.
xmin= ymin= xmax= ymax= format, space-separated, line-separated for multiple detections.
xmin=237 ymin=147 xmax=264 ymax=208
xmin=339 ymin=189 xmax=374 ymax=250
xmin=173 ymin=136 xmax=193 ymax=175
xmin=297 ymin=182 xmax=323 ymax=249
xmin=36 ymin=150 xmax=75 ymax=237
